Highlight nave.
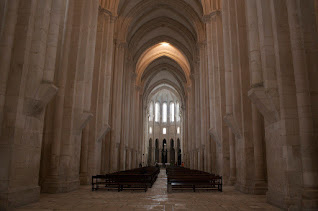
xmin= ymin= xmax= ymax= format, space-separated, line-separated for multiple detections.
xmin=1 ymin=0 xmax=318 ymax=210
xmin=16 ymin=169 xmax=281 ymax=211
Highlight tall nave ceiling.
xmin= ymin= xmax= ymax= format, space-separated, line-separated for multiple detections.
xmin=1 ymin=0 xmax=318 ymax=210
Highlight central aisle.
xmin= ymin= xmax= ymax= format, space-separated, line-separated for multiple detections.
xmin=17 ymin=169 xmax=282 ymax=210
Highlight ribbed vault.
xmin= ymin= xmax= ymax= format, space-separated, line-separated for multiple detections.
xmin=136 ymin=43 xmax=190 ymax=86
xmin=99 ymin=0 xmax=221 ymax=16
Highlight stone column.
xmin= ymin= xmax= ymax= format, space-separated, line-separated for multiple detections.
xmin=286 ymin=1 xmax=318 ymax=208
xmin=0 ymin=0 xmax=58 ymax=208
xmin=246 ymin=0 xmax=267 ymax=194
xmin=187 ymin=83 xmax=194 ymax=168
xmin=122 ymin=56 xmax=134 ymax=170
xmin=79 ymin=127 xmax=89 ymax=184
xmin=205 ymin=14 xmax=214 ymax=174
xmin=194 ymin=72 xmax=200 ymax=170
xmin=222 ymin=0 xmax=236 ymax=184
xmin=110 ymin=40 xmax=126 ymax=172
xmin=228 ymin=131 xmax=236 ymax=184
xmin=316 ymin=1 xmax=318 ymax=30
xmin=0 ymin=1 xmax=19 ymax=125
xmin=198 ymin=41 xmax=208 ymax=172
xmin=124 ymin=147 xmax=129 ymax=169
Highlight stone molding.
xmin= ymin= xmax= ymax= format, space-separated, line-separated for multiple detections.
xmin=98 ymin=5 xmax=117 ymax=22
xmin=203 ymin=10 xmax=222 ymax=23
xmin=209 ymin=127 xmax=221 ymax=147
xmin=135 ymin=85 xmax=142 ymax=91
xmin=223 ymin=114 xmax=242 ymax=139
xmin=248 ymin=87 xmax=280 ymax=124
xmin=198 ymin=40 xmax=207 ymax=48
xmin=25 ymin=81 xmax=58 ymax=117
xmin=191 ymin=72 xmax=200 ymax=80
xmin=131 ymin=71 xmax=137 ymax=79
xmin=97 ymin=123 xmax=111 ymax=142
xmin=76 ymin=111 xmax=93 ymax=132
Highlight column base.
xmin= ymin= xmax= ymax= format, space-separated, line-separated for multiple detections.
xmin=228 ymin=176 xmax=236 ymax=186
xmin=267 ymin=189 xmax=301 ymax=210
xmin=0 ymin=185 xmax=40 ymax=209
xmin=235 ymin=182 xmax=250 ymax=193
xmin=301 ymin=188 xmax=318 ymax=210
xmin=41 ymin=176 xmax=80 ymax=193
xmin=79 ymin=173 xmax=90 ymax=185
xmin=251 ymin=181 xmax=268 ymax=195
xmin=235 ymin=180 xmax=267 ymax=195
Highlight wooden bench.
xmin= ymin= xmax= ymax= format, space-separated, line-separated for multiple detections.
xmin=92 ymin=166 xmax=160 ymax=192
xmin=166 ymin=167 xmax=222 ymax=193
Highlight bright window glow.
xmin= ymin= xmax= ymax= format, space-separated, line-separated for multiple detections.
xmin=161 ymin=42 xmax=170 ymax=47
xmin=149 ymin=127 xmax=152 ymax=134
xmin=170 ymin=102 xmax=175 ymax=122
xmin=177 ymin=127 xmax=180 ymax=134
xmin=155 ymin=102 xmax=160 ymax=122
xmin=163 ymin=128 xmax=167 ymax=134
xmin=162 ymin=103 xmax=167 ymax=123
xmin=176 ymin=102 xmax=180 ymax=122
xmin=149 ymin=102 xmax=153 ymax=121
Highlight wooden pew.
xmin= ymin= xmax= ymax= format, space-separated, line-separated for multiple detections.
xmin=166 ymin=167 xmax=222 ymax=193
xmin=92 ymin=166 xmax=160 ymax=192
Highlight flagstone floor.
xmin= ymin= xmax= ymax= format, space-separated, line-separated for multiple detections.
xmin=16 ymin=170 xmax=281 ymax=211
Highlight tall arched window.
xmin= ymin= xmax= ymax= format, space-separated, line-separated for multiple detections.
xmin=170 ymin=102 xmax=175 ymax=122
xmin=176 ymin=102 xmax=180 ymax=122
xmin=162 ymin=102 xmax=167 ymax=123
xmin=155 ymin=102 xmax=160 ymax=122
xmin=149 ymin=102 xmax=153 ymax=121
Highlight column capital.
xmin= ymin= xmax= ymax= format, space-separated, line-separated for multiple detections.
xmin=114 ymin=39 xmax=127 ymax=48
xmin=198 ymin=40 xmax=207 ymax=49
xmin=135 ymin=85 xmax=142 ymax=91
xmin=131 ymin=71 xmax=137 ymax=80
xmin=99 ymin=5 xmax=117 ymax=22
xmin=203 ymin=10 xmax=222 ymax=23
xmin=191 ymin=72 xmax=200 ymax=80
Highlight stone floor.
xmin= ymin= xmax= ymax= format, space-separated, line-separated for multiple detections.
xmin=16 ymin=170 xmax=281 ymax=211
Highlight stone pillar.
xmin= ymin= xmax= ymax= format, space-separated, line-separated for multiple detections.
xmin=131 ymin=149 xmax=136 ymax=169
xmin=251 ymin=106 xmax=267 ymax=194
xmin=0 ymin=1 xmax=19 ymax=128
xmin=119 ymin=138 xmax=126 ymax=171
xmin=0 ymin=1 xmax=57 ymax=208
xmin=222 ymin=0 xmax=236 ymax=184
xmin=110 ymin=40 xmax=126 ymax=172
xmin=228 ymin=131 xmax=236 ymax=185
xmin=194 ymin=73 xmax=200 ymax=170
xmin=316 ymin=1 xmax=318 ymax=30
xmin=79 ymin=127 xmax=89 ymax=185
xmin=286 ymin=1 xmax=318 ymax=208
xmin=245 ymin=0 xmax=267 ymax=194
xmin=159 ymin=147 xmax=162 ymax=163
xmin=245 ymin=0 xmax=263 ymax=86
xmin=187 ymin=83 xmax=194 ymax=169
xmin=198 ymin=40 xmax=208 ymax=172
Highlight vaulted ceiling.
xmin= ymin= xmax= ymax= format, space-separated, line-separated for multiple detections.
xmin=100 ymin=0 xmax=220 ymax=104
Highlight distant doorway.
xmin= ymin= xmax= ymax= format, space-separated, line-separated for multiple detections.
xmin=155 ymin=139 xmax=159 ymax=163
xmin=177 ymin=138 xmax=181 ymax=165
xmin=148 ymin=139 xmax=152 ymax=165
xmin=162 ymin=139 xmax=167 ymax=163
xmin=170 ymin=139 xmax=175 ymax=164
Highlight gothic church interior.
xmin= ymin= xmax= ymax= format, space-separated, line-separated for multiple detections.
xmin=1 ymin=0 xmax=318 ymax=210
